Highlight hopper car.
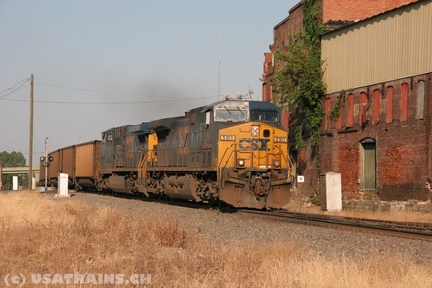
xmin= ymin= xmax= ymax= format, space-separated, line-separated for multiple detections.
xmin=39 ymin=140 xmax=100 ymax=190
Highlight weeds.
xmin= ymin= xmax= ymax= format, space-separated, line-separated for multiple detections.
xmin=0 ymin=192 xmax=431 ymax=287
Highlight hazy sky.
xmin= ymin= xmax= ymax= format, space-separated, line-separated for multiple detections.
xmin=0 ymin=0 xmax=298 ymax=165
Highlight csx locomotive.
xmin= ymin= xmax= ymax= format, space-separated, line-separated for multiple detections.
xmin=41 ymin=98 xmax=294 ymax=209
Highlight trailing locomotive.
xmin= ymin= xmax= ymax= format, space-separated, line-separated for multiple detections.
xmin=41 ymin=98 xmax=294 ymax=209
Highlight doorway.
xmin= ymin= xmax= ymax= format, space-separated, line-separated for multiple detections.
xmin=360 ymin=138 xmax=376 ymax=190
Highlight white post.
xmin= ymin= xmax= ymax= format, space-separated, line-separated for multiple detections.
xmin=12 ymin=176 xmax=19 ymax=190
xmin=56 ymin=173 xmax=70 ymax=198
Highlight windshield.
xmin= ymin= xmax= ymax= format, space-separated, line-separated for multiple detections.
xmin=215 ymin=109 xmax=247 ymax=122
xmin=250 ymin=110 xmax=279 ymax=122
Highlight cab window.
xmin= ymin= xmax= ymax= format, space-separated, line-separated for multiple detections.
xmin=215 ymin=108 xmax=247 ymax=122
xmin=250 ymin=110 xmax=279 ymax=122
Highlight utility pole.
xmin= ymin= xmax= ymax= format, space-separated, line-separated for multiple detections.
xmin=0 ymin=159 xmax=2 ymax=191
xmin=28 ymin=73 xmax=34 ymax=191
xmin=44 ymin=138 xmax=48 ymax=192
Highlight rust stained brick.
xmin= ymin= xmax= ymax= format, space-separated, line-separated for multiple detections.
xmin=322 ymin=0 xmax=417 ymax=23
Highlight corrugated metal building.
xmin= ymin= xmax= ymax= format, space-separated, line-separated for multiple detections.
xmin=322 ymin=0 xmax=432 ymax=93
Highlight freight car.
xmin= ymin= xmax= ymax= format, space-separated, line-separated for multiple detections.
xmin=40 ymin=140 xmax=100 ymax=190
xmin=41 ymin=98 xmax=294 ymax=209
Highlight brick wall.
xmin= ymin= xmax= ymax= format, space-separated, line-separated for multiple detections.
xmin=262 ymin=52 xmax=273 ymax=102
xmin=262 ymin=4 xmax=303 ymax=104
xmin=322 ymin=0 xmax=418 ymax=23
xmin=321 ymin=73 xmax=432 ymax=201
xmin=271 ymin=3 xmax=304 ymax=66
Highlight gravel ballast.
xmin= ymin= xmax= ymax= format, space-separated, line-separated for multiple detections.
xmin=67 ymin=192 xmax=432 ymax=265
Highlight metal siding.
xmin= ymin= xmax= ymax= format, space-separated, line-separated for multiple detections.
xmin=62 ymin=147 xmax=74 ymax=176
xmin=322 ymin=0 xmax=432 ymax=93
xmin=75 ymin=141 xmax=97 ymax=177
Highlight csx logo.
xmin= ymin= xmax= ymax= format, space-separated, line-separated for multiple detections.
xmin=239 ymin=138 xmax=270 ymax=151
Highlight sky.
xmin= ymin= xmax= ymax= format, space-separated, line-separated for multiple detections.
xmin=0 ymin=0 xmax=298 ymax=165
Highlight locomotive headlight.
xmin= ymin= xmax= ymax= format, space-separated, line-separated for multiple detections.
xmin=237 ymin=159 xmax=245 ymax=167
xmin=272 ymin=160 xmax=281 ymax=168
xmin=251 ymin=125 xmax=259 ymax=137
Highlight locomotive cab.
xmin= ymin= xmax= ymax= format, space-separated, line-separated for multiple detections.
xmin=193 ymin=98 xmax=294 ymax=208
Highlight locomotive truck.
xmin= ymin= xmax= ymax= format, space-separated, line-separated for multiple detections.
xmin=41 ymin=98 xmax=294 ymax=209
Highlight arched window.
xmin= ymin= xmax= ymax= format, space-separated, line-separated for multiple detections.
xmin=401 ymin=83 xmax=409 ymax=121
xmin=373 ymin=89 xmax=380 ymax=125
xmin=360 ymin=92 xmax=367 ymax=125
xmin=416 ymin=80 xmax=425 ymax=120
xmin=386 ymin=86 xmax=393 ymax=123
xmin=325 ymin=97 xmax=331 ymax=130
xmin=347 ymin=93 xmax=354 ymax=127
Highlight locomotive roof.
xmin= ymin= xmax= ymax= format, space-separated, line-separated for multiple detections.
xmin=192 ymin=99 xmax=280 ymax=113
xmin=145 ymin=116 xmax=186 ymax=130
xmin=129 ymin=123 xmax=152 ymax=134
xmin=100 ymin=100 xmax=280 ymax=136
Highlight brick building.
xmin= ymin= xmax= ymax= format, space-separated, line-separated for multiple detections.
xmin=262 ymin=3 xmax=303 ymax=104
xmin=262 ymin=0 xmax=432 ymax=201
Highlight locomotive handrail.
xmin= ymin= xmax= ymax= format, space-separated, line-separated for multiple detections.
xmin=284 ymin=151 xmax=295 ymax=183
xmin=137 ymin=150 xmax=147 ymax=184
xmin=218 ymin=143 xmax=235 ymax=167
xmin=272 ymin=144 xmax=294 ymax=183
xmin=218 ymin=143 xmax=236 ymax=188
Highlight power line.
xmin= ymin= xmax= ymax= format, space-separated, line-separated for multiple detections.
xmin=0 ymin=78 xmax=29 ymax=94
xmin=37 ymin=82 xmax=206 ymax=100
xmin=0 ymin=96 xmax=218 ymax=105
xmin=1 ymin=80 xmax=220 ymax=104
xmin=36 ymin=82 xmax=165 ymax=98
xmin=0 ymin=78 xmax=30 ymax=99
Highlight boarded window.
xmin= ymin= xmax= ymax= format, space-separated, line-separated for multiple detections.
xmin=416 ymin=81 xmax=425 ymax=120
xmin=373 ymin=89 xmax=380 ymax=125
xmin=336 ymin=102 xmax=342 ymax=130
xmin=386 ymin=86 xmax=393 ymax=123
xmin=347 ymin=93 xmax=354 ymax=127
xmin=325 ymin=98 xmax=331 ymax=130
xmin=401 ymin=83 xmax=409 ymax=121
xmin=360 ymin=92 xmax=367 ymax=125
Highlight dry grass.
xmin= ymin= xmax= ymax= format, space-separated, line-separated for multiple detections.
xmin=1 ymin=192 xmax=431 ymax=287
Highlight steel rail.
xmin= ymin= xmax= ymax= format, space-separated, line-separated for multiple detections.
xmin=240 ymin=209 xmax=432 ymax=241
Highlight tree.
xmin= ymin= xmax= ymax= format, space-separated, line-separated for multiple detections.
xmin=0 ymin=151 xmax=27 ymax=190
xmin=271 ymin=0 xmax=326 ymax=153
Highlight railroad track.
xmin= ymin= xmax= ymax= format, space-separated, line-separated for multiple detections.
xmin=240 ymin=209 xmax=432 ymax=241
xmin=77 ymin=190 xmax=432 ymax=241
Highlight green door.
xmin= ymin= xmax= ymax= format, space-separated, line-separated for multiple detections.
xmin=361 ymin=141 xmax=376 ymax=190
